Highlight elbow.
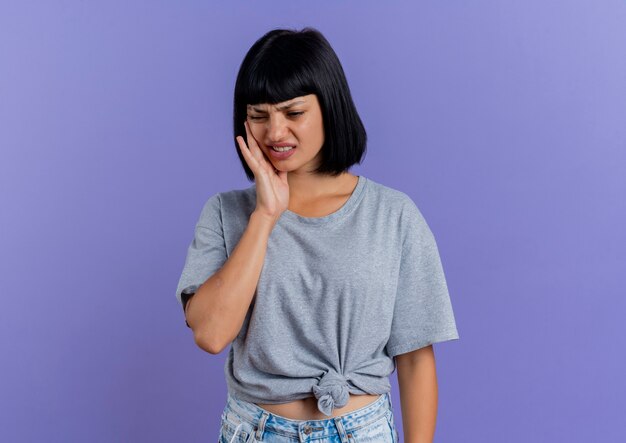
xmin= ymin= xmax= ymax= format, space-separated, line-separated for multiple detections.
xmin=193 ymin=328 xmax=226 ymax=355
xmin=185 ymin=304 xmax=224 ymax=354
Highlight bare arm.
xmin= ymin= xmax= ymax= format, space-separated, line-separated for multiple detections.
xmin=185 ymin=211 xmax=277 ymax=354
xmin=396 ymin=345 xmax=438 ymax=443
xmin=185 ymin=119 xmax=289 ymax=354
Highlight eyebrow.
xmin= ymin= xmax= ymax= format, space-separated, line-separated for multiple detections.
xmin=248 ymin=100 xmax=306 ymax=113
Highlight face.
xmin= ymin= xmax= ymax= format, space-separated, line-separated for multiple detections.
xmin=246 ymin=94 xmax=325 ymax=173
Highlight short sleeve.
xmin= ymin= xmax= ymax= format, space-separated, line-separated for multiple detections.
xmin=385 ymin=200 xmax=460 ymax=358
xmin=175 ymin=194 xmax=228 ymax=328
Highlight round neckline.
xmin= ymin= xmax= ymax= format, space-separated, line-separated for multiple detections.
xmin=279 ymin=175 xmax=367 ymax=225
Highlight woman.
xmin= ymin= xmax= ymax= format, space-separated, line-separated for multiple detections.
xmin=175 ymin=27 xmax=460 ymax=443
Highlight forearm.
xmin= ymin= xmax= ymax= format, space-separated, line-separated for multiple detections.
xmin=187 ymin=210 xmax=277 ymax=352
xmin=396 ymin=345 xmax=438 ymax=443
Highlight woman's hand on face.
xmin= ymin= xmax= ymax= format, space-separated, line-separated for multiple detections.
xmin=236 ymin=120 xmax=290 ymax=222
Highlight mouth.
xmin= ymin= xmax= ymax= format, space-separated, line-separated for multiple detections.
xmin=269 ymin=145 xmax=296 ymax=152
xmin=267 ymin=145 xmax=297 ymax=160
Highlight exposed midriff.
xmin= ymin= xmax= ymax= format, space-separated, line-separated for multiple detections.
xmin=255 ymin=394 xmax=381 ymax=420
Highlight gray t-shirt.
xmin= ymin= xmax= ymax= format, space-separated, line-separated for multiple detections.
xmin=175 ymin=175 xmax=459 ymax=416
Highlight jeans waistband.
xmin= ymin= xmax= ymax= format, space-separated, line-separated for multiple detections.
xmin=222 ymin=392 xmax=393 ymax=440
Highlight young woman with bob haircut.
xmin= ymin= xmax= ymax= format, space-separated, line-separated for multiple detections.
xmin=176 ymin=27 xmax=459 ymax=443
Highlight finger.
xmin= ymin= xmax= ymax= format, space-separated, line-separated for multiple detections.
xmin=243 ymin=120 xmax=276 ymax=169
xmin=236 ymin=135 xmax=259 ymax=171
xmin=237 ymin=135 xmax=256 ymax=163
xmin=243 ymin=120 xmax=258 ymax=147
xmin=244 ymin=121 xmax=265 ymax=162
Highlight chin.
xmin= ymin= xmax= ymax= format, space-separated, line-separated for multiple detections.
xmin=274 ymin=162 xmax=296 ymax=170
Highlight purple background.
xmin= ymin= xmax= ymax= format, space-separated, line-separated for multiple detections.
xmin=1 ymin=1 xmax=625 ymax=442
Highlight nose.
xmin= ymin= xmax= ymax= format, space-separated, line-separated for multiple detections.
xmin=266 ymin=114 xmax=289 ymax=142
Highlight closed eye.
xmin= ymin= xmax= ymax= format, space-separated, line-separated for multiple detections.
xmin=248 ymin=111 xmax=304 ymax=120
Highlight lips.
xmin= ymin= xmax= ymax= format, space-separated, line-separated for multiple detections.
xmin=267 ymin=142 xmax=297 ymax=147
xmin=268 ymin=145 xmax=297 ymax=160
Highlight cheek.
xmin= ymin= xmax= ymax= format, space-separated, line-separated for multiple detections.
xmin=311 ymin=123 xmax=325 ymax=144
xmin=301 ymin=119 xmax=324 ymax=140
xmin=249 ymin=124 xmax=264 ymax=141
xmin=310 ymin=115 xmax=324 ymax=139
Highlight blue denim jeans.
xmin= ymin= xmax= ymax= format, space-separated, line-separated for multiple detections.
xmin=218 ymin=392 xmax=399 ymax=443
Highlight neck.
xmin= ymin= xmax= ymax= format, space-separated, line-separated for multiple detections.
xmin=287 ymin=171 xmax=356 ymax=201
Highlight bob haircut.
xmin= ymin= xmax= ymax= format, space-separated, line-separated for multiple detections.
xmin=233 ymin=27 xmax=367 ymax=181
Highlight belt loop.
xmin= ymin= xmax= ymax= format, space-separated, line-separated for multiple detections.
xmin=333 ymin=416 xmax=350 ymax=443
xmin=254 ymin=411 xmax=270 ymax=441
